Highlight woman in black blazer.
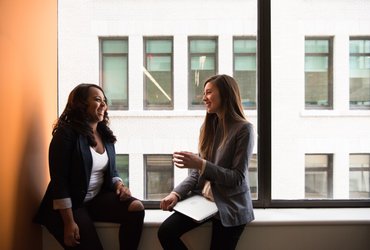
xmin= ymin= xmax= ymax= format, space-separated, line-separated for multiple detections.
xmin=158 ymin=75 xmax=255 ymax=250
xmin=34 ymin=84 xmax=144 ymax=250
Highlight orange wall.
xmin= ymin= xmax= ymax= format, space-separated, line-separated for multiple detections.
xmin=0 ymin=0 xmax=57 ymax=249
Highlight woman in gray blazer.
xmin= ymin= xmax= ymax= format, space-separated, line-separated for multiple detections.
xmin=158 ymin=74 xmax=255 ymax=250
xmin=34 ymin=84 xmax=144 ymax=250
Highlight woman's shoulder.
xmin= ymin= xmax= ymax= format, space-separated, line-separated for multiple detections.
xmin=233 ymin=120 xmax=254 ymax=131
xmin=53 ymin=123 xmax=79 ymax=140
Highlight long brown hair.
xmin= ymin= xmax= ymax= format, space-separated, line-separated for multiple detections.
xmin=198 ymin=74 xmax=246 ymax=159
xmin=53 ymin=83 xmax=116 ymax=146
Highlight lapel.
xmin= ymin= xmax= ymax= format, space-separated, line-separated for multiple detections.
xmin=105 ymin=142 xmax=114 ymax=173
xmin=78 ymin=135 xmax=93 ymax=186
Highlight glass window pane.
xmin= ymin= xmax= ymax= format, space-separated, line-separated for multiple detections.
xmin=188 ymin=38 xmax=217 ymax=109
xmin=190 ymin=40 xmax=216 ymax=53
xmin=101 ymin=39 xmax=128 ymax=110
xmin=305 ymin=154 xmax=332 ymax=199
xmin=145 ymin=155 xmax=174 ymax=200
xmin=102 ymin=40 xmax=128 ymax=53
xmin=349 ymin=38 xmax=370 ymax=109
xmin=234 ymin=40 xmax=256 ymax=53
xmin=144 ymin=38 xmax=173 ymax=109
xmin=304 ymin=38 xmax=332 ymax=109
xmin=249 ymin=154 xmax=258 ymax=200
xmin=102 ymin=56 xmax=128 ymax=108
xmin=116 ymin=155 xmax=129 ymax=187
xmin=349 ymin=154 xmax=370 ymax=199
xmin=146 ymin=40 xmax=172 ymax=53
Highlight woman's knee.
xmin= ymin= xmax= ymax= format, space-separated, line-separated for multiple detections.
xmin=128 ymin=200 xmax=144 ymax=212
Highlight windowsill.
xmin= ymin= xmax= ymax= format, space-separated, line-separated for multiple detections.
xmin=300 ymin=110 xmax=370 ymax=117
xmin=108 ymin=110 xmax=258 ymax=118
xmin=95 ymin=208 xmax=370 ymax=228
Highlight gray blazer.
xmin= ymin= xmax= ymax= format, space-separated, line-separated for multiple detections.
xmin=173 ymin=121 xmax=255 ymax=227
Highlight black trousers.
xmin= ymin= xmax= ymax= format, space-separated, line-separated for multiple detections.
xmin=43 ymin=191 xmax=145 ymax=250
xmin=157 ymin=212 xmax=246 ymax=250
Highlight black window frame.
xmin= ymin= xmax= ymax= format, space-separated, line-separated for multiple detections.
xmin=145 ymin=0 xmax=370 ymax=209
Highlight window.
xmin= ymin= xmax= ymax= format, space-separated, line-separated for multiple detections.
xmin=144 ymin=37 xmax=173 ymax=109
xmin=349 ymin=154 xmax=370 ymax=199
xmin=349 ymin=37 xmax=370 ymax=109
xmin=188 ymin=37 xmax=218 ymax=109
xmin=100 ymin=38 xmax=128 ymax=110
xmin=305 ymin=37 xmax=333 ymax=109
xmin=60 ymin=0 xmax=370 ymax=208
xmin=233 ymin=37 xmax=257 ymax=109
xmin=144 ymin=155 xmax=174 ymax=200
xmin=116 ymin=154 xmax=129 ymax=187
xmin=249 ymin=154 xmax=258 ymax=199
xmin=305 ymin=154 xmax=333 ymax=199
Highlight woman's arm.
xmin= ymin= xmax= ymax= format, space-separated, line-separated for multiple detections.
xmin=202 ymin=123 xmax=255 ymax=187
xmin=59 ymin=208 xmax=80 ymax=247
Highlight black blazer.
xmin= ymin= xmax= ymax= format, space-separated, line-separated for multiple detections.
xmin=34 ymin=125 xmax=119 ymax=224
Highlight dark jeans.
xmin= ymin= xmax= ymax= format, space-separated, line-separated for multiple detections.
xmin=43 ymin=191 xmax=144 ymax=250
xmin=157 ymin=212 xmax=246 ymax=250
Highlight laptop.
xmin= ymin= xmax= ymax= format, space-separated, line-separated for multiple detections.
xmin=173 ymin=194 xmax=218 ymax=223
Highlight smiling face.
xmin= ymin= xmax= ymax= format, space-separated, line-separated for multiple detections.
xmin=203 ymin=81 xmax=222 ymax=116
xmin=86 ymin=86 xmax=107 ymax=124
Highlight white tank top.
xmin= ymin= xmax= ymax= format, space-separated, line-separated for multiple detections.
xmin=84 ymin=147 xmax=109 ymax=202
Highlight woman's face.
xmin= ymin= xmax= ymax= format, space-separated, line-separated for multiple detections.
xmin=203 ymin=81 xmax=222 ymax=115
xmin=86 ymin=87 xmax=107 ymax=124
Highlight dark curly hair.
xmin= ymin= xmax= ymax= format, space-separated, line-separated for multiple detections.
xmin=53 ymin=83 xmax=116 ymax=146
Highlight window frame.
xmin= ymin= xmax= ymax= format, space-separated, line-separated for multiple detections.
xmin=349 ymin=36 xmax=370 ymax=110
xmin=349 ymin=153 xmax=370 ymax=199
xmin=99 ymin=37 xmax=129 ymax=110
xmin=143 ymin=0 xmax=370 ymax=209
xmin=257 ymin=0 xmax=369 ymax=208
xmin=304 ymin=36 xmax=334 ymax=110
xmin=304 ymin=154 xmax=333 ymax=199
xmin=143 ymin=154 xmax=174 ymax=201
xmin=233 ymin=36 xmax=257 ymax=110
xmin=187 ymin=36 xmax=218 ymax=110
xmin=143 ymin=36 xmax=174 ymax=110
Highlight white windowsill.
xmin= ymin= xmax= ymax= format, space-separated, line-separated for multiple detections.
xmin=95 ymin=208 xmax=370 ymax=228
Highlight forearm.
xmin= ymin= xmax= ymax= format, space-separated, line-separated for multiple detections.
xmin=59 ymin=208 xmax=75 ymax=226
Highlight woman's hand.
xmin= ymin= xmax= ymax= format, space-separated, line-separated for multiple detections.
xmin=173 ymin=151 xmax=203 ymax=170
xmin=116 ymin=182 xmax=131 ymax=201
xmin=63 ymin=221 xmax=80 ymax=247
xmin=160 ymin=193 xmax=179 ymax=211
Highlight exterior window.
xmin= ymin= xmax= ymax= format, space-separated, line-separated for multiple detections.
xmin=188 ymin=37 xmax=218 ymax=109
xmin=100 ymin=38 xmax=128 ymax=110
xmin=144 ymin=155 xmax=174 ymax=200
xmin=144 ymin=38 xmax=173 ymax=109
xmin=305 ymin=37 xmax=333 ymax=109
xmin=249 ymin=154 xmax=258 ymax=199
xmin=349 ymin=38 xmax=370 ymax=109
xmin=349 ymin=154 xmax=370 ymax=198
xmin=116 ymin=154 xmax=129 ymax=187
xmin=305 ymin=154 xmax=333 ymax=199
xmin=233 ymin=37 xmax=257 ymax=109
